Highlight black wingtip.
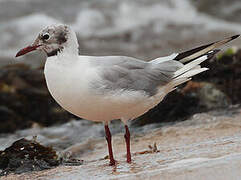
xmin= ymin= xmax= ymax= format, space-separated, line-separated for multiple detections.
xmin=206 ymin=49 xmax=221 ymax=59
xmin=230 ymin=34 xmax=240 ymax=40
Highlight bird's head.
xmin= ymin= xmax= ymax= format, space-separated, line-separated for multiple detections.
xmin=16 ymin=24 xmax=79 ymax=57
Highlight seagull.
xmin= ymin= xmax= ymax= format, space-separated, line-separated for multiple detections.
xmin=16 ymin=24 xmax=239 ymax=166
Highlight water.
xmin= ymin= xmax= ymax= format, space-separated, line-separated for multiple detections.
xmin=0 ymin=0 xmax=241 ymax=67
xmin=0 ymin=119 xmax=160 ymax=151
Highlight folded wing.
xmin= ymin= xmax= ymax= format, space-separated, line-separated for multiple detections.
xmin=91 ymin=35 xmax=239 ymax=96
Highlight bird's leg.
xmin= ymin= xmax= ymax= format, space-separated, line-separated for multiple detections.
xmin=104 ymin=124 xmax=116 ymax=166
xmin=124 ymin=125 xmax=131 ymax=163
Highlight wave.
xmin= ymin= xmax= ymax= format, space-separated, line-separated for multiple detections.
xmin=73 ymin=0 xmax=241 ymax=38
xmin=0 ymin=0 xmax=240 ymax=61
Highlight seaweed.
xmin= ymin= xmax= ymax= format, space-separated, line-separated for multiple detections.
xmin=0 ymin=138 xmax=59 ymax=176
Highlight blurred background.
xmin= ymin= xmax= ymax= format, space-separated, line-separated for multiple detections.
xmin=0 ymin=0 xmax=241 ymax=174
xmin=1 ymin=0 xmax=241 ymax=67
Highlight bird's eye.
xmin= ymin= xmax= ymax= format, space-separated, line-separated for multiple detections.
xmin=42 ymin=33 xmax=50 ymax=40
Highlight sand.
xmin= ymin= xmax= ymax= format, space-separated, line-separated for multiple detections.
xmin=2 ymin=107 xmax=241 ymax=180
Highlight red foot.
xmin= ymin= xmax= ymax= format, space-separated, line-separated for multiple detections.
xmin=109 ymin=159 xmax=116 ymax=166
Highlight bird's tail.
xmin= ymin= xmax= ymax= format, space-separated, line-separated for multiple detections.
xmin=168 ymin=35 xmax=240 ymax=89
xmin=174 ymin=35 xmax=240 ymax=63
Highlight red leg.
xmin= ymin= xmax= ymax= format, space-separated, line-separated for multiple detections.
xmin=104 ymin=125 xmax=116 ymax=166
xmin=124 ymin=125 xmax=131 ymax=163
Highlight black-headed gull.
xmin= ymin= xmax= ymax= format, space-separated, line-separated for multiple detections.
xmin=16 ymin=24 xmax=239 ymax=166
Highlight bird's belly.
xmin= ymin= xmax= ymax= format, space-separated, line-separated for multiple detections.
xmin=46 ymin=73 xmax=159 ymax=122
xmin=47 ymin=85 xmax=155 ymax=122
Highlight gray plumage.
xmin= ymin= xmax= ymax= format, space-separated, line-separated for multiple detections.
xmin=89 ymin=56 xmax=183 ymax=96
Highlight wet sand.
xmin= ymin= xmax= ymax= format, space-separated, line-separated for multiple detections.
xmin=2 ymin=107 xmax=241 ymax=180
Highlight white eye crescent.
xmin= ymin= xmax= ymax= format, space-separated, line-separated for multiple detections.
xmin=42 ymin=33 xmax=50 ymax=40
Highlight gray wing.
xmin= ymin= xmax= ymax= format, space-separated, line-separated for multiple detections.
xmin=89 ymin=56 xmax=183 ymax=96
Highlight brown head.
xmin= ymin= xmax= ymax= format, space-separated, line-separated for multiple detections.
xmin=16 ymin=24 xmax=78 ymax=57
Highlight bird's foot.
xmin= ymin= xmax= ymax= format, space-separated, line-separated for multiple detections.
xmin=127 ymin=157 xmax=131 ymax=164
xmin=109 ymin=159 xmax=116 ymax=166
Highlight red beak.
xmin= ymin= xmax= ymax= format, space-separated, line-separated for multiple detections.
xmin=15 ymin=45 xmax=40 ymax=57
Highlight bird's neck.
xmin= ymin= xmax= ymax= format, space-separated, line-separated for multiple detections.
xmin=48 ymin=30 xmax=79 ymax=58
xmin=61 ymin=39 xmax=79 ymax=56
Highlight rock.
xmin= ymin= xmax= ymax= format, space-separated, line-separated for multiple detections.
xmin=182 ymin=81 xmax=230 ymax=109
xmin=198 ymin=82 xmax=230 ymax=109
xmin=200 ymin=48 xmax=241 ymax=104
xmin=0 ymin=106 xmax=24 ymax=133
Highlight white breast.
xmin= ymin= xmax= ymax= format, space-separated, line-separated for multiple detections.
xmin=44 ymin=56 xmax=94 ymax=118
